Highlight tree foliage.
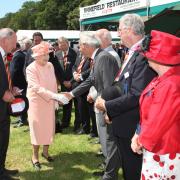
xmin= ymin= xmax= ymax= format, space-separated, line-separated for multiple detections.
xmin=0 ymin=0 xmax=99 ymax=30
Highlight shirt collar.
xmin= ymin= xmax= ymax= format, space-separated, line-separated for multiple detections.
xmin=91 ymin=48 xmax=99 ymax=60
xmin=129 ymin=38 xmax=144 ymax=52
xmin=0 ymin=46 xmax=6 ymax=58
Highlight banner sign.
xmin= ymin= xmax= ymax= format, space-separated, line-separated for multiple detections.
xmin=80 ymin=0 xmax=147 ymax=20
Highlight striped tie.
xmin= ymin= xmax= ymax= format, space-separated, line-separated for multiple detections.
xmin=77 ymin=57 xmax=85 ymax=74
xmin=63 ymin=51 xmax=67 ymax=70
xmin=114 ymin=51 xmax=129 ymax=82
xmin=4 ymin=56 xmax=12 ymax=90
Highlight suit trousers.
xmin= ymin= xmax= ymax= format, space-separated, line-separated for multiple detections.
xmin=61 ymin=100 xmax=72 ymax=127
xmin=77 ymin=95 xmax=90 ymax=132
xmin=88 ymin=103 xmax=97 ymax=135
xmin=103 ymin=124 xmax=121 ymax=180
xmin=115 ymin=136 xmax=142 ymax=180
xmin=73 ymin=98 xmax=81 ymax=129
xmin=0 ymin=116 xmax=10 ymax=175
xmin=96 ymin=112 xmax=107 ymax=157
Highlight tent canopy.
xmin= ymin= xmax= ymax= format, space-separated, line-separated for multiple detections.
xmin=145 ymin=4 xmax=180 ymax=36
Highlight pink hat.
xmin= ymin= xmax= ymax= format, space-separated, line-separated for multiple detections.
xmin=143 ymin=30 xmax=180 ymax=65
xmin=31 ymin=41 xmax=53 ymax=58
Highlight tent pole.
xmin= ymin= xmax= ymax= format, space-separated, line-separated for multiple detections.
xmin=146 ymin=0 xmax=150 ymax=20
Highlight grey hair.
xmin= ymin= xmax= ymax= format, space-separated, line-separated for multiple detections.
xmin=95 ymin=29 xmax=112 ymax=45
xmin=120 ymin=14 xmax=145 ymax=35
xmin=79 ymin=31 xmax=100 ymax=48
xmin=58 ymin=36 xmax=69 ymax=44
xmin=0 ymin=28 xmax=14 ymax=39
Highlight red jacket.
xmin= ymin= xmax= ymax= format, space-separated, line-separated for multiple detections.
xmin=139 ymin=66 xmax=180 ymax=154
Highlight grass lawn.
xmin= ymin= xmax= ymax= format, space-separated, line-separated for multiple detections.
xmin=6 ymin=109 xmax=123 ymax=180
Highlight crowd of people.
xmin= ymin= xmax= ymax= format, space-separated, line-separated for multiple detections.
xmin=0 ymin=13 xmax=179 ymax=180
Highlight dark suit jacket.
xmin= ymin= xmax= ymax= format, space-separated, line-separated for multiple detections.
xmin=105 ymin=52 xmax=157 ymax=138
xmin=10 ymin=50 xmax=27 ymax=90
xmin=59 ymin=47 xmax=77 ymax=81
xmin=71 ymin=53 xmax=91 ymax=89
xmin=0 ymin=54 xmax=9 ymax=121
xmin=72 ymin=49 xmax=119 ymax=97
xmin=59 ymin=47 xmax=77 ymax=91
xmin=49 ymin=52 xmax=65 ymax=85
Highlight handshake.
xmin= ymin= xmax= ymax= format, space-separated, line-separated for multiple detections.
xmin=52 ymin=92 xmax=73 ymax=105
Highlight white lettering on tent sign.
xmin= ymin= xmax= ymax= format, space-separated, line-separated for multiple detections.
xmin=80 ymin=0 xmax=147 ymax=20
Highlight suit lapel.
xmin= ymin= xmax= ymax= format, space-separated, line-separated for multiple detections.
xmin=119 ymin=51 xmax=139 ymax=80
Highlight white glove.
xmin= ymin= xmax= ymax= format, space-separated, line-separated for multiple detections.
xmin=52 ymin=93 xmax=69 ymax=105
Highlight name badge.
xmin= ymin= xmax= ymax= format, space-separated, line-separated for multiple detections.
xmin=124 ymin=72 xmax=129 ymax=79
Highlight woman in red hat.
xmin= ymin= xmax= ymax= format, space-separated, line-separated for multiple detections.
xmin=131 ymin=30 xmax=180 ymax=179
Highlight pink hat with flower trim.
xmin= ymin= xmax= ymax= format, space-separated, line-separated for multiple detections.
xmin=31 ymin=41 xmax=53 ymax=58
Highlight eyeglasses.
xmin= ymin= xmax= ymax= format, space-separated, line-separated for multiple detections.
xmin=117 ymin=27 xmax=128 ymax=32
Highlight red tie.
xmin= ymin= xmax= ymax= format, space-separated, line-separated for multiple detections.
xmin=4 ymin=56 xmax=12 ymax=90
xmin=77 ymin=57 xmax=86 ymax=74
xmin=63 ymin=51 xmax=67 ymax=69
xmin=89 ymin=58 xmax=94 ymax=69
xmin=114 ymin=51 xmax=129 ymax=82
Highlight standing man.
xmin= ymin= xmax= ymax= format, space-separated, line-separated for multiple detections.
xmin=90 ymin=29 xmax=121 ymax=179
xmin=61 ymin=32 xmax=119 ymax=143
xmin=95 ymin=14 xmax=157 ymax=180
xmin=58 ymin=37 xmax=77 ymax=129
xmin=0 ymin=28 xmax=19 ymax=180
xmin=10 ymin=42 xmax=28 ymax=128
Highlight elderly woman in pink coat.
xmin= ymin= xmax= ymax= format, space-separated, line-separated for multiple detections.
xmin=26 ymin=41 xmax=68 ymax=170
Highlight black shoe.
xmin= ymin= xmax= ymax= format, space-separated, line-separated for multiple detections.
xmin=97 ymin=162 xmax=106 ymax=170
xmin=31 ymin=160 xmax=41 ymax=170
xmin=13 ymin=122 xmax=24 ymax=128
xmin=41 ymin=153 xmax=54 ymax=162
xmin=89 ymin=132 xmax=98 ymax=138
xmin=4 ymin=168 xmax=19 ymax=175
xmin=92 ymin=171 xmax=104 ymax=176
xmin=11 ymin=119 xmax=20 ymax=125
xmin=77 ymin=129 xmax=90 ymax=135
xmin=95 ymin=150 xmax=104 ymax=157
xmin=0 ymin=173 xmax=19 ymax=180
xmin=23 ymin=128 xmax=29 ymax=132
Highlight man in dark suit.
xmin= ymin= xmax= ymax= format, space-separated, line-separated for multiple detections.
xmin=95 ymin=14 xmax=157 ymax=180
xmin=57 ymin=37 xmax=77 ymax=129
xmin=0 ymin=28 xmax=19 ymax=180
xmin=71 ymin=53 xmax=97 ymax=136
xmin=10 ymin=42 xmax=28 ymax=127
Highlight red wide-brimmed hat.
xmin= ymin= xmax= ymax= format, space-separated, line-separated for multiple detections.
xmin=143 ymin=30 xmax=180 ymax=65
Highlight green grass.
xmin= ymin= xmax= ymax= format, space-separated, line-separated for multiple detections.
xmin=6 ymin=110 xmax=123 ymax=180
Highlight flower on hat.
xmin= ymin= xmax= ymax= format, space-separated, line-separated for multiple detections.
xmin=142 ymin=30 xmax=180 ymax=65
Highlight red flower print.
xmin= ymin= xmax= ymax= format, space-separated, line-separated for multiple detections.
xmin=159 ymin=161 xmax=164 ymax=167
xmin=169 ymin=165 xmax=174 ymax=170
xmin=169 ymin=153 xmax=176 ymax=160
xmin=153 ymin=155 xmax=160 ymax=162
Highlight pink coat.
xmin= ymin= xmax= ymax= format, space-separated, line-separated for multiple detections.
xmin=139 ymin=66 xmax=180 ymax=154
xmin=26 ymin=61 xmax=57 ymax=145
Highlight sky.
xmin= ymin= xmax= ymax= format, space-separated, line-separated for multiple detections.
xmin=0 ymin=0 xmax=39 ymax=18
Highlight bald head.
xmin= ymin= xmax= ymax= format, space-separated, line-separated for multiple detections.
xmin=0 ymin=28 xmax=17 ymax=53
xmin=95 ymin=29 xmax=112 ymax=49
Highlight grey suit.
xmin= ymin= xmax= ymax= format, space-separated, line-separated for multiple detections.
xmin=72 ymin=49 xmax=119 ymax=156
